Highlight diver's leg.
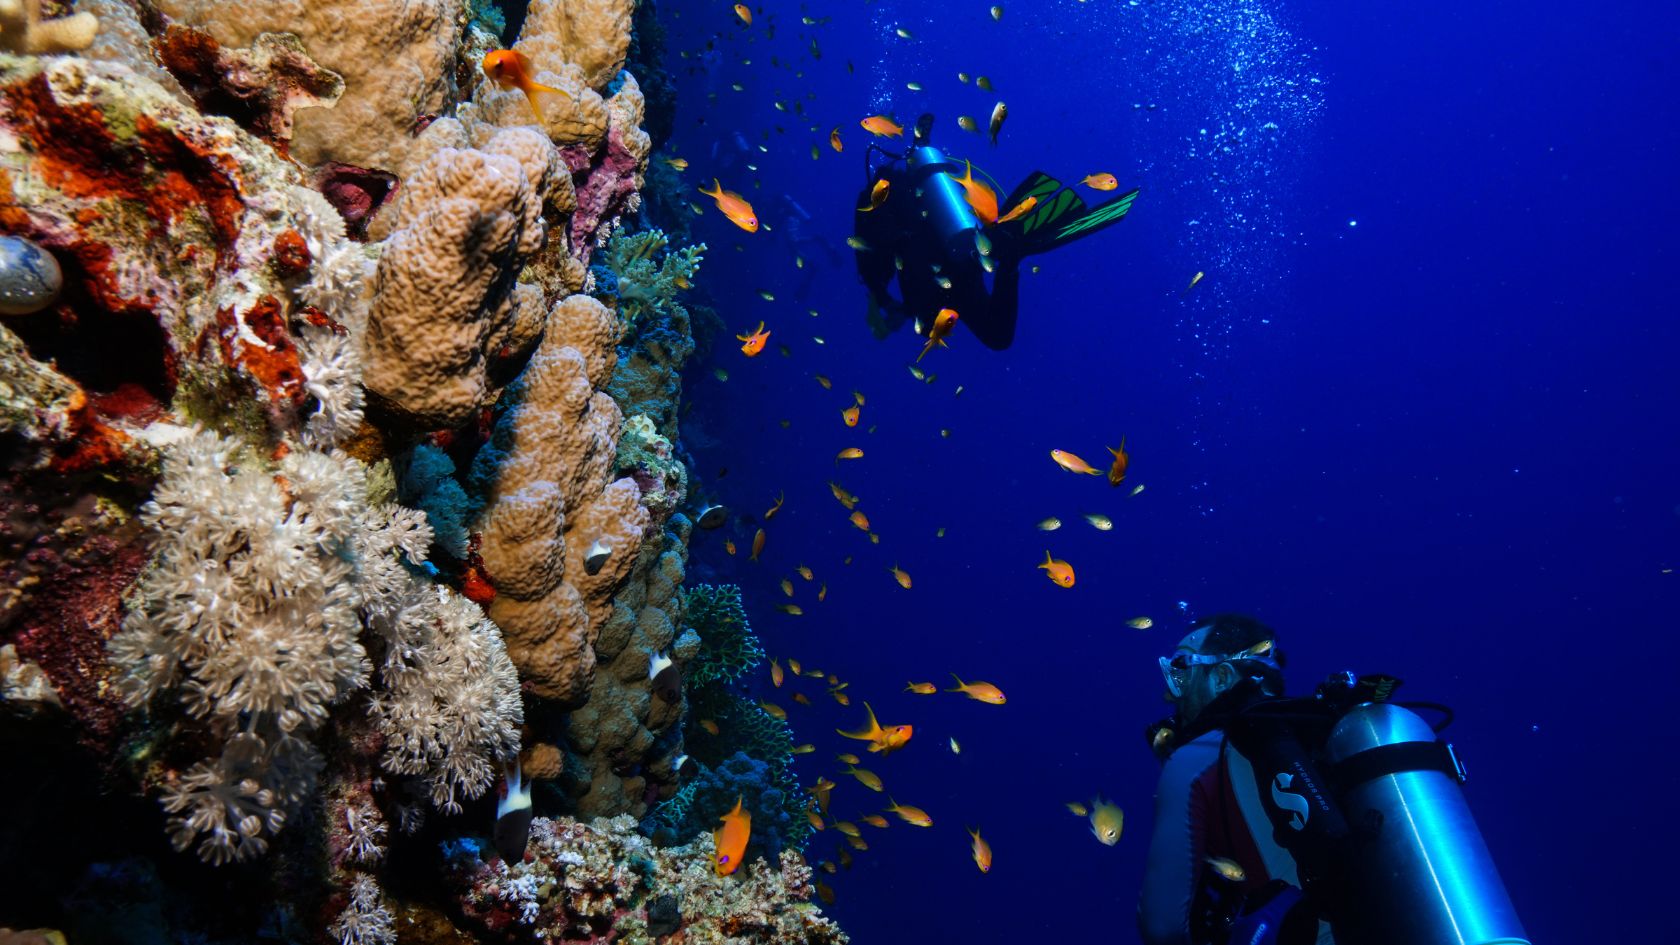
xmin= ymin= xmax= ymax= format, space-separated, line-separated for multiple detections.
xmin=945 ymin=260 xmax=1019 ymax=351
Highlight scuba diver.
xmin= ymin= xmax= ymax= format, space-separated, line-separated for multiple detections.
xmin=1139 ymin=614 xmax=1530 ymax=945
xmin=852 ymin=114 xmax=1139 ymax=352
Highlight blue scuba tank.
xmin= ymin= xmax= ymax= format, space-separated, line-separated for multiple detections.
xmin=1323 ymin=703 xmax=1530 ymax=945
xmin=905 ymin=146 xmax=981 ymax=262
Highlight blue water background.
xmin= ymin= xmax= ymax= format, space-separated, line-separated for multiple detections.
xmin=656 ymin=1 xmax=1678 ymax=941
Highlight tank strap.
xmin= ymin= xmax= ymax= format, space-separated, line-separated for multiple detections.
xmin=1328 ymin=740 xmax=1466 ymax=794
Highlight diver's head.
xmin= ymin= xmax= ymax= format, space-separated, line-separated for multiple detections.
xmin=1160 ymin=613 xmax=1284 ymax=726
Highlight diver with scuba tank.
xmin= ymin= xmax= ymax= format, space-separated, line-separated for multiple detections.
xmin=851 ymin=114 xmax=1140 ymax=352
xmin=1140 ymin=614 xmax=1531 ymax=945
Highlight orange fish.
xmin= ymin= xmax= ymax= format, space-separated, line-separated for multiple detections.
xmin=1106 ymin=437 xmax=1129 ymax=487
xmin=750 ymin=528 xmax=766 ymax=561
xmin=778 ymin=603 xmax=804 ymax=616
xmin=996 ymin=195 xmax=1037 ymax=224
xmin=831 ymin=689 xmax=851 ymax=706
xmin=737 ymin=321 xmax=770 ymax=356
xmin=859 ymin=178 xmax=890 ymax=212
xmin=846 ymin=834 xmax=869 ymax=851
xmin=836 ymin=752 xmax=860 ymax=765
xmin=834 ymin=820 xmax=862 ymax=837
xmin=884 ymin=797 xmax=933 ymax=827
xmin=842 ymin=764 xmax=882 ymax=792
xmin=917 ymin=308 xmax=960 ymax=363
xmin=759 ymin=700 xmax=787 ymax=721
xmin=951 ymin=160 xmax=998 ymax=224
xmin=792 ymin=744 xmax=815 ymax=754
xmin=819 ymin=860 xmax=838 ymax=874
xmin=699 ymin=719 xmax=720 ymax=735
xmin=1080 ymin=173 xmax=1119 ymax=191
xmin=860 ymin=115 xmax=904 ymax=137
xmin=807 ymin=808 xmax=825 ymax=830
xmin=733 ymin=3 xmax=752 ymax=25
xmin=793 ymin=692 xmax=812 ymax=706
xmin=724 ymin=539 xmax=737 ymax=556
xmin=889 ymin=565 xmax=912 ymax=589
xmin=481 ymin=50 xmax=562 ymax=118
xmin=780 ymin=578 xmax=794 ymax=597
xmin=765 ymin=491 xmax=785 ymax=520
xmin=853 ymin=390 xmax=866 ymax=406
xmin=1038 ymin=551 xmax=1075 ymax=588
xmin=814 ymin=373 xmax=833 ymax=389
xmin=849 ymin=509 xmax=870 ymax=532
xmin=904 ymin=681 xmax=937 ymax=694
xmin=836 ymin=447 xmax=864 ymax=462
xmin=836 ymin=702 xmax=913 ymax=755
xmin=947 ymin=673 xmax=1007 ymax=704
xmin=842 ymin=405 xmax=860 ymax=427
xmin=830 ymin=127 xmax=843 ymax=152
xmin=713 ymin=795 xmax=752 ymax=876
xmin=1050 ymin=449 xmax=1103 ymax=475
xmin=830 ymin=482 xmax=859 ymax=509
xmin=969 ymin=827 xmax=993 ymax=873
xmin=861 ymin=814 xmax=890 ymax=829
xmin=837 ymin=847 xmax=854 ymax=868
xmin=812 ymin=777 xmax=836 ymax=813
xmin=817 ymin=583 xmax=828 ymax=602
xmin=771 ymin=659 xmax=785 ymax=688
xmin=816 ymin=880 xmax=836 ymax=905
xmin=699 ymin=179 xmax=759 ymax=232
xmin=797 ymin=565 xmax=814 ymax=581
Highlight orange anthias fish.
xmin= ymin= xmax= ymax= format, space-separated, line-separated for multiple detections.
xmin=917 ymin=307 xmax=960 ymax=363
xmin=830 ymin=127 xmax=844 ymax=152
xmin=764 ymin=491 xmax=785 ymax=520
xmin=830 ymin=482 xmax=859 ymax=509
xmin=1080 ymin=173 xmax=1119 ymax=191
xmin=947 ymin=673 xmax=1006 ymax=704
xmin=861 ymin=814 xmax=890 ymax=829
xmin=771 ymin=659 xmax=784 ymax=688
xmin=849 ymin=509 xmax=870 ymax=532
xmin=733 ymin=3 xmax=752 ymax=25
xmin=797 ymin=565 xmax=814 ymax=581
xmin=737 ymin=321 xmax=770 ymax=356
xmin=904 ymin=681 xmax=937 ymax=694
xmin=841 ymin=404 xmax=860 ymax=427
xmin=793 ymin=692 xmax=812 ymax=706
xmin=750 ymin=528 xmax=766 ymax=561
xmin=885 ymin=797 xmax=933 ymax=827
xmin=969 ymin=827 xmax=993 ymax=873
xmin=836 ymin=702 xmax=913 ymax=755
xmin=699 ymin=719 xmax=720 ymax=735
xmin=889 ymin=565 xmax=912 ymax=589
xmin=836 ymin=447 xmax=864 ymax=462
xmin=724 ymin=539 xmax=737 ymax=556
xmin=1106 ymin=436 xmax=1129 ymax=487
xmin=699 ymin=179 xmax=759 ymax=232
xmin=713 ymin=795 xmax=752 ymax=876
xmin=996 ymin=195 xmax=1037 ymax=224
xmin=1050 ymin=449 xmax=1103 ymax=475
xmin=812 ymin=777 xmax=836 ymax=813
xmin=1038 ymin=551 xmax=1076 ymax=588
xmin=842 ymin=765 xmax=883 ymax=792
xmin=759 ymin=700 xmax=787 ymax=721
xmin=860 ymin=115 xmax=904 ymax=137
xmin=481 ymin=50 xmax=562 ymax=117
xmin=859 ymin=178 xmax=890 ymax=212
xmin=951 ymin=160 xmax=998 ymax=224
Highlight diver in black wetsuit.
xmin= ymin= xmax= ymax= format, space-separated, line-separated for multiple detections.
xmin=852 ymin=113 xmax=1140 ymax=351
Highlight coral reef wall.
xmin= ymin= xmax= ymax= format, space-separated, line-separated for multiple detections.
xmin=0 ymin=0 xmax=838 ymax=941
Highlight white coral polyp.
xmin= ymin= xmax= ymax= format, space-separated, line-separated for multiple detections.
xmin=112 ymin=429 xmax=522 ymax=863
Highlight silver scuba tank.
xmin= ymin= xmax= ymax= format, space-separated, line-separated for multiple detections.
xmin=906 ymin=145 xmax=981 ymax=261
xmin=1323 ymin=703 xmax=1530 ymax=945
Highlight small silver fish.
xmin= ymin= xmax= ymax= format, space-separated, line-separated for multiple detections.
xmin=1206 ymin=856 xmax=1247 ymax=883
xmin=1083 ymin=513 xmax=1113 ymax=531
xmin=988 ymin=101 xmax=1007 ymax=145
xmin=1126 ymin=616 xmax=1154 ymax=630
xmin=1037 ymin=517 xmax=1062 ymax=531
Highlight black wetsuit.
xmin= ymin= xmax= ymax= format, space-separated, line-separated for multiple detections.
xmin=853 ymin=157 xmax=1022 ymax=351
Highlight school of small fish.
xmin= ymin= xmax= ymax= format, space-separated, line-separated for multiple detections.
xmin=636 ymin=3 xmax=1170 ymax=901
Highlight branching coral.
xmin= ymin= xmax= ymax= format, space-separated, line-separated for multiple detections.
xmin=682 ymin=585 xmax=764 ymax=689
xmin=600 ymin=228 xmax=705 ymax=332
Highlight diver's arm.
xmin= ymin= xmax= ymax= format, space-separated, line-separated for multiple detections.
xmin=1138 ymin=733 xmax=1220 ymax=945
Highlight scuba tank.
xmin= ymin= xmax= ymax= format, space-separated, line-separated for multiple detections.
xmin=905 ymin=145 xmax=982 ymax=262
xmin=1323 ymin=702 xmax=1531 ymax=945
